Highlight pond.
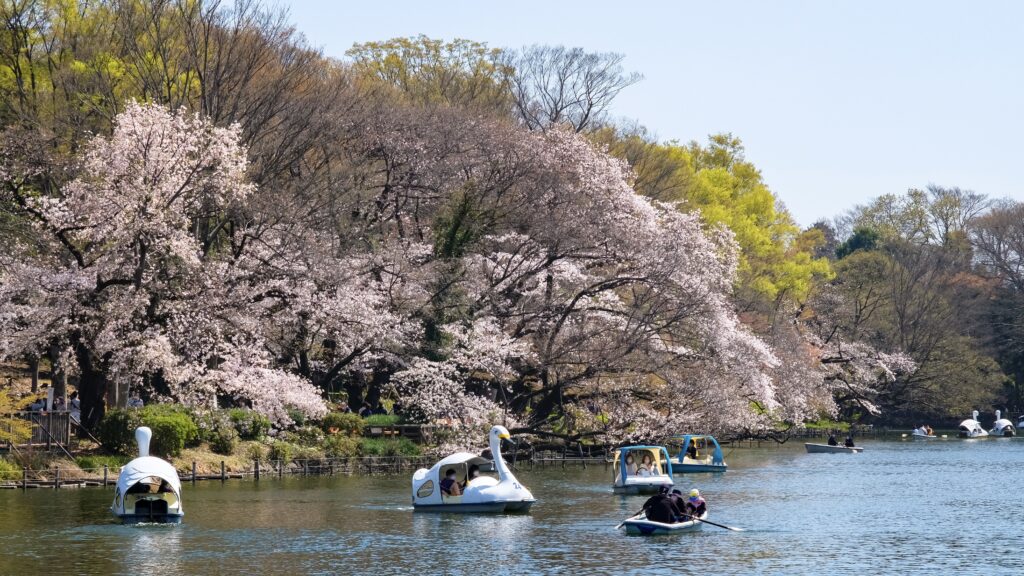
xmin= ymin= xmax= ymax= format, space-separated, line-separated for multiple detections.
xmin=2 ymin=437 xmax=1022 ymax=575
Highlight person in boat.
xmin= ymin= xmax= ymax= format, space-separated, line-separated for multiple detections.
xmin=827 ymin=433 xmax=838 ymax=446
xmin=925 ymin=425 xmax=933 ymax=435
xmin=669 ymin=488 xmax=687 ymax=514
xmin=642 ymin=485 xmax=683 ymax=524
xmin=844 ymin=436 xmax=855 ymax=448
xmin=638 ymin=452 xmax=658 ymax=476
xmin=463 ymin=464 xmax=481 ymax=489
xmin=683 ymin=489 xmax=707 ymax=517
xmin=686 ymin=439 xmax=698 ymax=459
xmin=440 ymin=468 xmax=461 ymax=497
xmin=624 ymin=453 xmax=638 ymax=476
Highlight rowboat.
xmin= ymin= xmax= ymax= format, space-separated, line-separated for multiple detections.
xmin=611 ymin=445 xmax=675 ymax=494
xmin=910 ymin=426 xmax=936 ymax=439
xmin=621 ymin=511 xmax=708 ymax=535
xmin=804 ymin=443 xmax=863 ymax=454
xmin=668 ymin=434 xmax=727 ymax=474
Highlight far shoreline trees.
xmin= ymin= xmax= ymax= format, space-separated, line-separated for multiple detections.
xmin=0 ymin=1 xmax=947 ymax=447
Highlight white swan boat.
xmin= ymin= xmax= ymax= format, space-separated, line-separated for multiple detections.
xmin=958 ymin=410 xmax=989 ymax=438
xmin=411 ymin=425 xmax=535 ymax=513
xmin=621 ymin=511 xmax=708 ymax=536
xmin=612 ymin=446 xmax=675 ymax=494
xmin=990 ymin=410 xmax=1015 ymax=437
xmin=111 ymin=427 xmax=184 ymax=523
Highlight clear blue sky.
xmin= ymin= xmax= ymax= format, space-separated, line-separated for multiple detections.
xmin=287 ymin=0 xmax=1024 ymax=227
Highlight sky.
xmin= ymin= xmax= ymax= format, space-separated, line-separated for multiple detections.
xmin=286 ymin=0 xmax=1024 ymax=226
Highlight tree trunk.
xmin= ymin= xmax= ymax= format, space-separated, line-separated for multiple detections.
xmin=74 ymin=341 xmax=108 ymax=436
xmin=27 ymin=354 xmax=39 ymax=393
xmin=47 ymin=344 xmax=66 ymax=399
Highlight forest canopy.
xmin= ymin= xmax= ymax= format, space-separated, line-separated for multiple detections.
xmin=2 ymin=0 xmax=1008 ymax=448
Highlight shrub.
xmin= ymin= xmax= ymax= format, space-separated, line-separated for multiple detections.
xmin=268 ymin=441 xmax=293 ymax=464
xmin=292 ymin=445 xmax=325 ymax=460
xmin=228 ymin=409 xmax=271 ymax=440
xmin=321 ymin=412 xmax=364 ymax=436
xmin=209 ymin=425 xmax=239 ymax=455
xmin=193 ymin=410 xmax=233 ymax=442
xmin=286 ymin=407 xmax=307 ymax=427
xmin=323 ymin=435 xmax=360 ymax=458
xmin=362 ymin=414 xmax=401 ymax=426
xmin=146 ymin=412 xmax=199 ymax=457
xmin=97 ymin=409 xmax=142 ymax=455
xmin=0 ymin=457 xmax=21 ymax=480
xmin=282 ymin=426 xmax=324 ymax=447
xmin=359 ymin=437 xmax=421 ymax=457
xmin=246 ymin=442 xmax=268 ymax=463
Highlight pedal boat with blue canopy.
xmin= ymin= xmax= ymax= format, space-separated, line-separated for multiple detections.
xmin=111 ymin=427 xmax=184 ymax=524
xmin=411 ymin=425 xmax=535 ymax=513
xmin=669 ymin=434 xmax=727 ymax=474
xmin=621 ymin=511 xmax=708 ymax=536
xmin=612 ymin=445 xmax=674 ymax=494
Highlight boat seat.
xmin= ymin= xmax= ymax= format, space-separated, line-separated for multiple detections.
xmin=134 ymin=498 xmax=169 ymax=516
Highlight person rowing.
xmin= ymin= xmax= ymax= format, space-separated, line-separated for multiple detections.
xmin=641 ymin=485 xmax=684 ymax=523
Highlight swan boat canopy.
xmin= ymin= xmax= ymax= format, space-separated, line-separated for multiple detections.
xmin=612 ymin=446 xmax=675 ymax=494
xmin=990 ymin=410 xmax=1015 ymax=437
xmin=411 ymin=425 xmax=535 ymax=513
xmin=111 ymin=427 xmax=184 ymax=523
xmin=668 ymin=434 xmax=727 ymax=474
xmin=958 ymin=410 xmax=989 ymax=438
xmin=621 ymin=510 xmax=708 ymax=536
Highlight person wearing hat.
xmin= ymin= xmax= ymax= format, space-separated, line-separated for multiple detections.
xmin=684 ymin=488 xmax=707 ymax=517
xmin=641 ymin=485 xmax=683 ymax=524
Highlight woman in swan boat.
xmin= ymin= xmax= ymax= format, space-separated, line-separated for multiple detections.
xmin=411 ymin=425 xmax=535 ymax=513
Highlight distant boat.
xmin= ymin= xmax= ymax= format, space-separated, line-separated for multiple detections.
xmin=411 ymin=425 xmax=535 ymax=513
xmin=111 ymin=427 xmax=184 ymax=523
xmin=805 ymin=443 xmax=864 ymax=454
xmin=612 ymin=445 xmax=675 ymax=494
xmin=958 ymin=410 xmax=989 ymax=438
xmin=989 ymin=410 xmax=1015 ymax=437
xmin=668 ymin=434 xmax=727 ymax=474
xmin=620 ymin=510 xmax=707 ymax=536
xmin=913 ymin=426 xmax=937 ymax=438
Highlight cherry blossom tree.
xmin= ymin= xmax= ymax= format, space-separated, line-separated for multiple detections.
xmin=0 ymin=102 xmax=331 ymax=427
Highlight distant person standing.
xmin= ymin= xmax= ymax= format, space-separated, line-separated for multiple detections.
xmin=127 ymin=391 xmax=144 ymax=409
xmin=69 ymin=391 xmax=81 ymax=423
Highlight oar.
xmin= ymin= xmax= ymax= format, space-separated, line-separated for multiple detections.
xmin=615 ymin=508 xmax=646 ymax=529
xmin=683 ymin=513 xmax=745 ymax=532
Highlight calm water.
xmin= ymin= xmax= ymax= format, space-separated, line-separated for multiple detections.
xmin=2 ymin=437 xmax=1023 ymax=575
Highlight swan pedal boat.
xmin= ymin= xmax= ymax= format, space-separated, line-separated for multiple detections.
xmin=621 ymin=511 xmax=708 ymax=536
xmin=804 ymin=443 xmax=863 ymax=454
xmin=668 ymin=434 xmax=727 ymax=474
xmin=958 ymin=410 xmax=989 ymax=438
xmin=111 ymin=427 xmax=184 ymax=524
xmin=990 ymin=410 xmax=1015 ymax=437
xmin=411 ymin=425 xmax=535 ymax=513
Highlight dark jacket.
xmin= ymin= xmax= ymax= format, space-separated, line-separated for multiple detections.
xmin=642 ymin=494 xmax=683 ymax=523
